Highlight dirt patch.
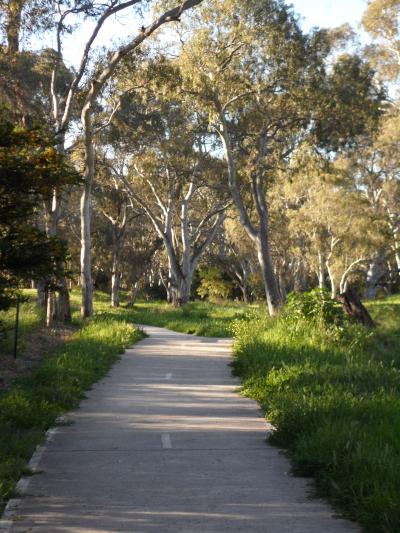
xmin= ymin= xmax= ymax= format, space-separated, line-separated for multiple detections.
xmin=0 ymin=324 xmax=77 ymax=391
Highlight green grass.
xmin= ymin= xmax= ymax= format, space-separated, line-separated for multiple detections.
xmin=0 ymin=294 xmax=144 ymax=514
xmin=121 ymin=299 xmax=251 ymax=337
xmin=0 ymin=290 xmax=44 ymax=357
xmin=232 ymin=295 xmax=400 ymax=533
xmin=2 ymin=289 xmax=400 ymax=531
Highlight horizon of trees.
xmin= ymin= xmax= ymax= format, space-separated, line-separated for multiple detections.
xmin=1 ymin=0 xmax=399 ymax=319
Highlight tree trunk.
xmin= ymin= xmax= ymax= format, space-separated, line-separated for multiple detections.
xmin=256 ymin=236 xmax=281 ymax=316
xmin=317 ymin=251 xmax=326 ymax=289
xmin=240 ymin=285 xmax=250 ymax=303
xmin=6 ymin=1 xmax=22 ymax=56
xmin=278 ymin=271 xmax=287 ymax=302
xmin=80 ymin=105 xmax=94 ymax=318
xmin=127 ymin=282 xmax=139 ymax=308
xmin=365 ymin=252 xmax=385 ymax=300
xmin=46 ymin=291 xmax=56 ymax=328
xmin=111 ymin=232 xmax=122 ymax=308
xmin=37 ymin=279 xmax=47 ymax=309
xmin=171 ymin=274 xmax=192 ymax=306
xmin=337 ymin=289 xmax=375 ymax=328
xmin=57 ymin=276 xmax=72 ymax=323
xmin=326 ymin=262 xmax=336 ymax=299
xmin=80 ymin=179 xmax=93 ymax=318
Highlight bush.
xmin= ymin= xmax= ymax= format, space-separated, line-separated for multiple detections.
xmin=197 ymin=267 xmax=233 ymax=301
xmin=285 ymin=288 xmax=344 ymax=325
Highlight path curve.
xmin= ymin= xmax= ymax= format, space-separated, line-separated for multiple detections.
xmin=3 ymin=326 xmax=358 ymax=532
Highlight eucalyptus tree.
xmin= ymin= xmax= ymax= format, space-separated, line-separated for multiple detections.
xmin=115 ymin=97 xmax=229 ymax=304
xmin=362 ymin=0 xmax=400 ymax=83
xmin=176 ymin=0 xmax=382 ymax=314
xmin=94 ymin=155 xmax=149 ymax=307
xmin=24 ymin=0 xmax=206 ymax=319
xmin=337 ymin=115 xmax=400 ymax=297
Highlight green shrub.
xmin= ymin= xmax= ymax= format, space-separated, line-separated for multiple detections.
xmin=285 ymin=288 xmax=344 ymax=326
xmin=197 ymin=267 xmax=233 ymax=302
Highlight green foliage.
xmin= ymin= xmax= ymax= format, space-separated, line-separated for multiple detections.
xmin=232 ymin=295 xmax=400 ymax=532
xmin=0 ymin=122 xmax=80 ymax=311
xmin=0 ymin=290 xmax=43 ymax=356
xmin=197 ymin=267 xmax=233 ymax=302
xmin=285 ymin=289 xmax=344 ymax=326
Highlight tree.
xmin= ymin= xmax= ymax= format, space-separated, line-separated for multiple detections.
xmin=0 ymin=121 xmax=79 ymax=315
xmin=177 ymin=0 xmax=381 ymax=315
xmin=362 ymin=0 xmax=400 ymax=82
xmin=113 ymin=91 xmax=229 ymax=304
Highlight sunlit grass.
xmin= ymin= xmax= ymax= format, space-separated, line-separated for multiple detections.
xmin=2 ymin=289 xmax=400 ymax=531
xmin=121 ymin=298 xmax=255 ymax=337
xmin=0 ymin=291 xmax=144 ymax=513
xmin=232 ymin=294 xmax=400 ymax=532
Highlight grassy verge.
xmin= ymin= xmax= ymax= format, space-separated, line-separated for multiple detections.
xmin=232 ymin=295 xmax=400 ymax=532
xmin=0 ymin=303 xmax=144 ymax=514
xmin=121 ymin=299 xmax=251 ymax=337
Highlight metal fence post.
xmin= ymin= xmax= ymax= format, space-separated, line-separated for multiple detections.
xmin=13 ymin=297 xmax=20 ymax=359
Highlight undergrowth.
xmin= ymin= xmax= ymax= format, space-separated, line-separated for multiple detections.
xmin=232 ymin=293 xmax=400 ymax=532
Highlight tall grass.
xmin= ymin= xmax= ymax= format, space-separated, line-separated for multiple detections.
xmin=0 ymin=291 xmax=44 ymax=357
xmin=232 ymin=295 xmax=400 ymax=532
xmin=0 ymin=311 xmax=143 ymax=513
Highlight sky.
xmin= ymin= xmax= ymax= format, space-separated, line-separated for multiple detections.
xmin=37 ymin=0 xmax=368 ymax=69
xmin=289 ymin=0 xmax=366 ymax=31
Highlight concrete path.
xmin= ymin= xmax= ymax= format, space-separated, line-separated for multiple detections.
xmin=2 ymin=326 xmax=358 ymax=532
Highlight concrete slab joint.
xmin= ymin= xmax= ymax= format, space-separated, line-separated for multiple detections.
xmin=0 ymin=325 xmax=359 ymax=532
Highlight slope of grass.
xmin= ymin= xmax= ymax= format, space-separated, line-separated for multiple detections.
xmin=0 ymin=295 xmax=144 ymax=514
xmin=232 ymin=295 xmax=400 ymax=532
xmin=123 ymin=299 xmax=251 ymax=337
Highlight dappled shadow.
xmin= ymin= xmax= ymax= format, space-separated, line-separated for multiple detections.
xmin=8 ymin=327 xmax=357 ymax=533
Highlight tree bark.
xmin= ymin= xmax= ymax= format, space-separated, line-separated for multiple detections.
xmin=80 ymin=178 xmax=93 ymax=318
xmin=111 ymin=231 xmax=123 ymax=308
xmin=6 ymin=0 xmax=22 ymax=57
xmin=217 ymin=115 xmax=281 ymax=316
xmin=171 ymin=273 xmax=193 ymax=306
xmin=255 ymin=236 xmax=281 ymax=315
xmin=365 ymin=252 xmax=385 ymax=300
xmin=57 ymin=275 xmax=72 ymax=323
xmin=337 ymin=289 xmax=375 ymax=328
xmin=37 ymin=279 xmax=47 ymax=309
xmin=317 ymin=250 xmax=326 ymax=289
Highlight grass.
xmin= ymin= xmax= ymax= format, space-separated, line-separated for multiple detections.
xmin=0 ymin=290 xmax=44 ymax=357
xmin=0 ymin=292 xmax=144 ymax=514
xmin=120 ymin=298 xmax=251 ymax=337
xmin=231 ymin=294 xmax=400 ymax=533
xmin=2 ymin=289 xmax=400 ymax=531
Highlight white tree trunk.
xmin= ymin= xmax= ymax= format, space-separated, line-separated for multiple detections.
xmin=80 ymin=178 xmax=93 ymax=318
xmin=365 ymin=253 xmax=385 ymax=300
xmin=317 ymin=250 xmax=326 ymax=289
xmin=218 ymin=116 xmax=281 ymax=316
xmin=111 ymin=229 xmax=123 ymax=308
xmin=326 ymin=262 xmax=336 ymax=299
